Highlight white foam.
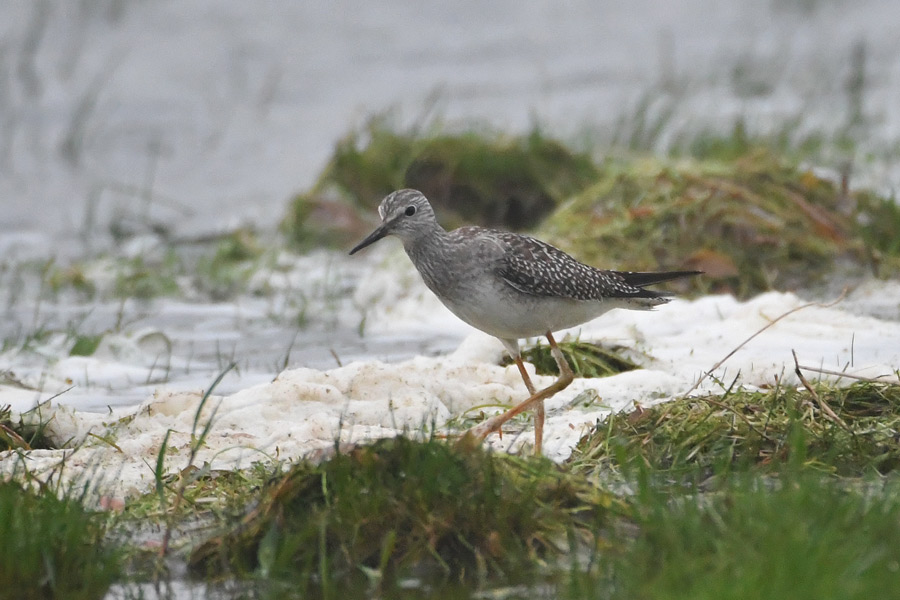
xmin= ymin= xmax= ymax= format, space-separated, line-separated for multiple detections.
xmin=2 ymin=287 xmax=898 ymax=499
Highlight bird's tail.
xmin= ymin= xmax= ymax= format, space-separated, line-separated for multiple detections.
xmin=614 ymin=270 xmax=702 ymax=289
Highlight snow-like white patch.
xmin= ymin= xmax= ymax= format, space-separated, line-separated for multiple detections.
xmin=2 ymin=287 xmax=897 ymax=499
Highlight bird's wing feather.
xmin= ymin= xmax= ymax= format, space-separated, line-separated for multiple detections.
xmin=491 ymin=232 xmax=649 ymax=301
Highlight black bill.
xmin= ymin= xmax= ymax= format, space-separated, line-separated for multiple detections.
xmin=349 ymin=221 xmax=391 ymax=255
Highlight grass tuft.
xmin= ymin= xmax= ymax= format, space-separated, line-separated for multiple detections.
xmin=282 ymin=116 xmax=599 ymax=250
xmin=509 ymin=340 xmax=640 ymax=378
xmin=0 ymin=403 xmax=57 ymax=451
xmin=571 ymin=381 xmax=900 ymax=482
xmin=579 ymin=472 xmax=900 ymax=600
xmin=0 ymin=480 xmax=120 ymax=600
xmin=193 ymin=228 xmax=263 ymax=300
xmin=114 ymin=253 xmax=181 ymax=300
xmin=540 ymin=149 xmax=900 ymax=298
xmin=279 ymin=119 xmax=900 ymax=299
xmin=189 ymin=436 xmax=620 ymax=591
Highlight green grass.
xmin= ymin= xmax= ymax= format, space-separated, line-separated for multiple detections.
xmin=113 ymin=252 xmax=182 ymax=300
xmin=0 ymin=480 xmax=120 ymax=600
xmin=566 ymin=471 xmax=900 ymax=600
xmin=6 ymin=382 xmax=900 ymax=598
xmin=4 ymin=227 xmax=267 ymax=307
xmin=12 ymin=120 xmax=898 ymax=304
xmin=277 ymin=116 xmax=900 ymax=299
xmin=69 ymin=333 xmax=104 ymax=356
xmin=509 ymin=339 xmax=641 ymax=378
xmin=539 ymin=148 xmax=900 ymax=298
xmin=282 ymin=115 xmax=600 ymax=250
xmin=193 ymin=228 xmax=264 ymax=300
xmin=0 ymin=403 xmax=57 ymax=451
xmin=2 ymin=107 xmax=898 ymax=597
xmin=188 ymin=436 xmax=619 ymax=594
xmin=571 ymin=381 xmax=900 ymax=484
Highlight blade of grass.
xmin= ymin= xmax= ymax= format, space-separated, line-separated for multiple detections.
xmin=158 ymin=362 xmax=235 ymax=559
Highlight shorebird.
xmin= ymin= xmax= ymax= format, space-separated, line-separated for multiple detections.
xmin=350 ymin=189 xmax=699 ymax=453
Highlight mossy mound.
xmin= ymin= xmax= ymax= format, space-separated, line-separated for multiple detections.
xmin=505 ymin=340 xmax=640 ymax=378
xmin=189 ymin=436 xmax=618 ymax=589
xmin=284 ymin=121 xmax=899 ymax=295
xmin=283 ymin=118 xmax=599 ymax=250
xmin=539 ymin=150 xmax=900 ymax=298
xmin=570 ymin=381 xmax=900 ymax=482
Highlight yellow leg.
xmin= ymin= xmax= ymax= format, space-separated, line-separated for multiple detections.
xmin=514 ymin=356 xmax=542 ymax=453
xmin=466 ymin=331 xmax=574 ymax=455
xmin=514 ymin=356 xmax=537 ymax=395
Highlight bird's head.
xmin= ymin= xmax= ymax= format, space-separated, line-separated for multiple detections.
xmin=349 ymin=189 xmax=437 ymax=254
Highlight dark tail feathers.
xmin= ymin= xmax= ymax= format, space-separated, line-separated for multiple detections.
xmin=614 ymin=270 xmax=702 ymax=288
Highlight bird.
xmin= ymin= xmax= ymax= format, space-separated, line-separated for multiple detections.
xmin=350 ymin=188 xmax=699 ymax=454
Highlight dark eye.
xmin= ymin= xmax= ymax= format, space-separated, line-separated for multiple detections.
xmin=405 ymin=205 xmax=416 ymax=216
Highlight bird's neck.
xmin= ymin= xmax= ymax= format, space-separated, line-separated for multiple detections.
xmin=403 ymin=224 xmax=457 ymax=289
xmin=403 ymin=221 xmax=449 ymax=257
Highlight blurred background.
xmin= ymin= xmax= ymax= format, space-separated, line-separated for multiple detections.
xmin=2 ymin=0 xmax=898 ymax=260
xmin=3 ymin=5 xmax=900 ymax=597
xmin=1 ymin=0 xmax=898 ymax=410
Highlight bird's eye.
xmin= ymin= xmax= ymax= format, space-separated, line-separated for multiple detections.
xmin=405 ymin=205 xmax=416 ymax=216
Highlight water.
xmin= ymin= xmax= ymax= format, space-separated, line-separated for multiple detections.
xmin=1 ymin=0 xmax=899 ymax=407
xmin=3 ymin=0 xmax=899 ymax=251
xmin=2 ymin=6 xmax=899 ymax=597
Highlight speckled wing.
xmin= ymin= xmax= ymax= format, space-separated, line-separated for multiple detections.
xmin=492 ymin=231 xmax=649 ymax=301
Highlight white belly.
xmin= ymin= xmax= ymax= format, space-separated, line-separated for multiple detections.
xmin=438 ymin=284 xmax=632 ymax=340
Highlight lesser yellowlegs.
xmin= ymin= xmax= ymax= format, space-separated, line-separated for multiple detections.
xmin=350 ymin=189 xmax=699 ymax=453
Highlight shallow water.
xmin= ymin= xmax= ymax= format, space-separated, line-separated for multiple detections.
xmin=0 ymin=248 xmax=467 ymax=412
xmin=2 ymin=0 xmax=899 ymax=255
xmin=2 ymin=1 xmax=899 ymax=408
xmin=2 ymin=5 xmax=899 ymax=598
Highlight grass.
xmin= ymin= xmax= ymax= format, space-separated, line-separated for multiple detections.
xmin=276 ymin=116 xmax=900 ymax=300
xmin=4 ymin=382 xmax=898 ymax=598
xmin=538 ymin=148 xmax=900 ymax=298
xmin=0 ymin=226 xmax=269 ymax=312
xmin=282 ymin=115 xmax=600 ymax=250
xmin=192 ymin=228 xmax=264 ymax=300
xmin=2 ymin=93 xmax=897 ymax=598
xmin=175 ymin=378 xmax=900 ymax=598
xmin=571 ymin=381 xmax=900 ymax=483
xmin=154 ymin=363 xmax=233 ymax=561
xmin=571 ymin=471 xmax=900 ymax=600
xmin=112 ymin=228 xmax=265 ymax=302
xmin=0 ymin=402 xmax=57 ymax=451
xmin=567 ymin=381 xmax=900 ymax=600
xmin=0 ymin=479 xmax=121 ymax=600
xmin=69 ymin=333 xmax=104 ymax=356
xmin=188 ymin=436 xmax=619 ymax=593
xmin=113 ymin=252 xmax=182 ymax=300
xmin=509 ymin=339 xmax=640 ymax=378
xmin=10 ymin=119 xmax=898 ymax=305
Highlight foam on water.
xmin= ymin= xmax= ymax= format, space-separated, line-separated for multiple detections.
xmin=3 ymin=278 xmax=898 ymax=500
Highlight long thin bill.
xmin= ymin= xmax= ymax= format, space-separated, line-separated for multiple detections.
xmin=349 ymin=222 xmax=390 ymax=255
